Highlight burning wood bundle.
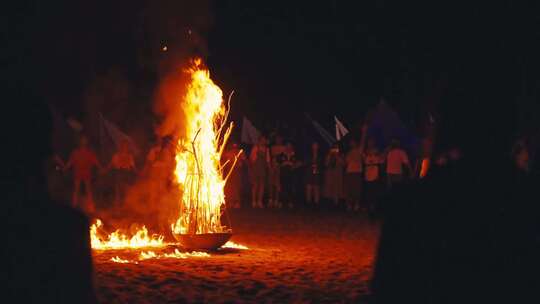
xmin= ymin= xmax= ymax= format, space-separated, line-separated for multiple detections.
xmin=171 ymin=59 xmax=241 ymax=249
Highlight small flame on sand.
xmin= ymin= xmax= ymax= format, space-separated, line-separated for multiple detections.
xmin=107 ymin=243 xmax=247 ymax=264
xmin=222 ymin=241 xmax=248 ymax=250
xmin=92 ymin=219 xmax=248 ymax=254
xmin=110 ymin=256 xmax=138 ymax=264
xmin=109 ymin=250 xmax=210 ymax=264
xmin=91 ymin=219 xmax=165 ymax=250
xmin=139 ymin=249 xmax=210 ymax=260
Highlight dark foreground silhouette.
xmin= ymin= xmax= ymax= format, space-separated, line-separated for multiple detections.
xmin=6 ymin=99 xmax=96 ymax=303
xmin=372 ymin=107 xmax=540 ymax=303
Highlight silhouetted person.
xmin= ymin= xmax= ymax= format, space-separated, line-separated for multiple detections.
xmin=6 ymin=98 xmax=96 ymax=303
xmin=385 ymin=138 xmax=412 ymax=190
xmin=324 ymin=143 xmax=345 ymax=206
xmin=223 ymin=142 xmax=246 ymax=208
xmin=280 ymin=141 xmax=297 ymax=209
xmin=363 ymin=138 xmax=384 ymax=216
xmin=344 ymin=124 xmax=368 ymax=211
xmin=64 ymin=135 xmax=103 ymax=212
xmin=371 ymin=100 xmax=539 ymax=303
xmin=305 ymin=141 xmax=322 ymax=205
xmin=249 ymin=136 xmax=270 ymax=208
xmin=107 ymin=139 xmax=136 ymax=206
xmin=145 ymin=137 xmax=166 ymax=209
xmin=269 ymin=135 xmax=286 ymax=208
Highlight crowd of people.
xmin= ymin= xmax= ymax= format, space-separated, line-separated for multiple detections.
xmin=49 ymin=115 xmax=537 ymax=224
xmin=224 ymin=123 xmax=417 ymax=216
xmin=51 ymin=122 xmax=418 ymax=217
xmin=50 ymin=136 xmax=137 ymax=213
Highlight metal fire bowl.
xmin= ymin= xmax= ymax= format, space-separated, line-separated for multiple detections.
xmin=173 ymin=233 xmax=232 ymax=250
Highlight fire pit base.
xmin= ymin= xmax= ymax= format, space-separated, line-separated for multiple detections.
xmin=173 ymin=233 xmax=232 ymax=250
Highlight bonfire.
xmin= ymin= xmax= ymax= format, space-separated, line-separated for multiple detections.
xmin=90 ymin=58 xmax=244 ymax=254
xmin=171 ymin=58 xmax=240 ymax=249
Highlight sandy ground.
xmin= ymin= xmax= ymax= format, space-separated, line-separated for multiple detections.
xmin=93 ymin=209 xmax=379 ymax=303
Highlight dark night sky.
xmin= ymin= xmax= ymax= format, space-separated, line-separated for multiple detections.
xmin=208 ymin=2 xmax=536 ymax=125
xmin=5 ymin=1 xmax=540 ymax=140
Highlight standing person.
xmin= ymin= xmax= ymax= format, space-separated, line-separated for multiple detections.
xmin=305 ymin=141 xmax=323 ymax=206
xmin=64 ymin=135 xmax=102 ymax=212
xmin=386 ymin=139 xmax=412 ymax=190
xmin=344 ymin=125 xmax=367 ymax=211
xmin=344 ymin=125 xmax=368 ymax=211
xmin=269 ymin=135 xmax=286 ymax=208
xmin=344 ymin=139 xmax=363 ymax=211
xmin=363 ymin=138 xmax=384 ymax=215
xmin=280 ymin=141 xmax=296 ymax=209
xmin=107 ymin=140 xmax=135 ymax=207
xmin=268 ymin=156 xmax=281 ymax=208
xmin=46 ymin=154 xmax=69 ymax=203
xmin=145 ymin=138 xmax=163 ymax=209
xmin=249 ymin=136 xmax=270 ymax=208
xmin=323 ymin=143 xmax=344 ymax=206
xmin=155 ymin=136 xmax=178 ymax=233
xmin=145 ymin=138 xmax=161 ymax=173
xmin=223 ymin=142 xmax=245 ymax=208
xmin=143 ymin=136 xmax=175 ymax=233
xmin=271 ymin=135 xmax=287 ymax=156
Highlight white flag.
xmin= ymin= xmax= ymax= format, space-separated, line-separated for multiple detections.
xmin=305 ymin=113 xmax=335 ymax=146
xmin=334 ymin=116 xmax=349 ymax=141
xmin=429 ymin=112 xmax=435 ymax=124
xmin=66 ymin=117 xmax=83 ymax=132
xmin=99 ymin=113 xmax=139 ymax=156
xmin=241 ymin=116 xmax=260 ymax=145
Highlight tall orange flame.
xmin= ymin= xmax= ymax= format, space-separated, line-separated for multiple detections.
xmin=172 ymin=58 xmax=235 ymax=235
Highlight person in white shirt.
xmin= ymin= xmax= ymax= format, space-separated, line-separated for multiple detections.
xmin=386 ymin=139 xmax=412 ymax=189
xmin=249 ymin=136 xmax=270 ymax=208
xmin=344 ymin=124 xmax=368 ymax=211
xmin=324 ymin=143 xmax=345 ymax=206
